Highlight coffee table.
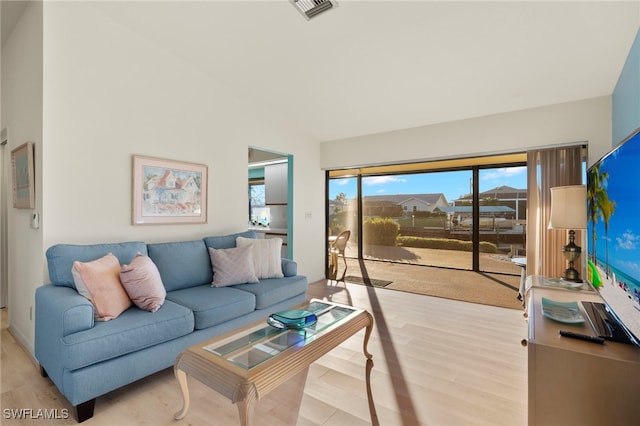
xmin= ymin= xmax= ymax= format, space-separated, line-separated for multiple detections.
xmin=174 ymin=299 xmax=374 ymax=425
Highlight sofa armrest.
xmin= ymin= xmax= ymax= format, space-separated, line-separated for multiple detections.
xmin=36 ymin=285 xmax=94 ymax=338
xmin=281 ymin=258 xmax=297 ymax=277
xmin=35 ymin=284 xmax=94 ymax=389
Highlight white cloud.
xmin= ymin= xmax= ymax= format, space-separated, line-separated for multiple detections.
xmin=619 ymin=260 xmax=640 ymax=274
xmin=616 ymin=230 xmax=639 ymax=250
xmin=481 ymin=166 xmax=526 ymax=181
xmin=363 ymin=176 xmax=407 ymax=186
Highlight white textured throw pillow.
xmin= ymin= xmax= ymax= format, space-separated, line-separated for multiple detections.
xmin=208 ymin=245 xmax=259 ymax=287
xmin=236 ymin=237 xmax=284 ymax=279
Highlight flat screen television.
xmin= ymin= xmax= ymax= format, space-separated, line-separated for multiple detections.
xmin=586 ymin=127 xmax=640 ymax=346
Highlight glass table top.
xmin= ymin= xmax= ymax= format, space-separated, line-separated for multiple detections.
xmin=203 ymin=300 xmax=358 ymax=369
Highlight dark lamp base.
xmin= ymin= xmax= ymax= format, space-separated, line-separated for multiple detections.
xmin=561 ymin=274 xmax=583 ymax=283
xmin=561 ymin=229 xmax=583 ymax=283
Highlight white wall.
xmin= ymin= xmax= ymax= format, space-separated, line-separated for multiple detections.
xmin=1 ymin=1 xmax=43 ymax=354
xmin=41 ymin=1 xmax=327 ymax=267
xmin=321 ymin=96 xmax=613 ymax=170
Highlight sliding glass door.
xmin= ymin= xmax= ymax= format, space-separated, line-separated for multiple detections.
xmin=326 ymin=154 xmax=527 ymax=276
xmin=328 ymin=176 xmax=358 ymax=258
xmin=361 ymin=170 xmax=473 ymax=270
xmin=477 ymin=166 xmax=527 ymax=275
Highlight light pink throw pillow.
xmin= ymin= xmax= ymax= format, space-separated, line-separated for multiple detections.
xmin=71 ymin=253 xmax=132 ymax=321
xmin=120 ymin=253 xmax=166 ymax=312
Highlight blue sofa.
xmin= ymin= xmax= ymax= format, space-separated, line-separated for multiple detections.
xmin=34 ymin=231 xmax=307 ymax=422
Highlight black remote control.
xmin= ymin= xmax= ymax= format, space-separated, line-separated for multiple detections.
xmin=559 ymin=330 xmax=605 ymax=344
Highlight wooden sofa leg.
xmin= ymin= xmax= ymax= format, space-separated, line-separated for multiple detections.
xmin=75 ymin=399 xmax=96 ymax=423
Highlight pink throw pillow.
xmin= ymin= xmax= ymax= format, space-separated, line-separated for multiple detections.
xmin=120 ymin=253 xmax=166 ymax=312
xmin=72 ymin=253 xmax=132 ymax=321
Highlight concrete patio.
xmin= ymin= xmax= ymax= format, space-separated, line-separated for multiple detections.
xmin=331 ymin=246 xmax=523 ymax=310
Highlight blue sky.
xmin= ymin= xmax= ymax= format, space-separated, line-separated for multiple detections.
xmin=329 ymin=166 xmax=527 ymax=202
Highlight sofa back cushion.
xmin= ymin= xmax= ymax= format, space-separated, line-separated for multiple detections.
xmin=47 ymin=242 xmax=147 ymax=289
xmin=147 ymin=240 xmax=212 ymax=292
xmin=203 ymin=230 xmax=257 ymax=250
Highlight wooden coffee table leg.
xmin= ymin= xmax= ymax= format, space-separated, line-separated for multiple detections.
xmin=363 ymin=312 xmax=374 ymax=360
xmin=174 ymin=368 xmax=190 ymax=420
xmin=234 ymin=383 xmax=259 ymax=426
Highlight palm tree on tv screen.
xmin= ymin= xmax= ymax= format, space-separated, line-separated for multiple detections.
xmin=587 ymin=164 xmax=615 ymax=275
xmin=601 ymin=197 xmax=616 ymax=277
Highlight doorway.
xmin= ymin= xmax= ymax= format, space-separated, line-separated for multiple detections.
xmin=248 ymin=147 xmax=293 ymax=259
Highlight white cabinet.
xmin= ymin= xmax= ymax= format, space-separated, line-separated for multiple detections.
xmin=265 ymin=163 xmax=288 ymax=205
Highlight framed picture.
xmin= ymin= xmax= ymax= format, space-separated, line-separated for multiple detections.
xmin=11 ymin=142 xmax=35 ymax=209
xmin=132 ymin=155 xmax=208 ymax=225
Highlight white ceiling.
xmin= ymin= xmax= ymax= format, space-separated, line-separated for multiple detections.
xmin=4 ymin=1 xmax=640 ymax=143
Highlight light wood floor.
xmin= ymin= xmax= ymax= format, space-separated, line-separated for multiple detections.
xmin=1 ymin=280 xmax=527 ymax=425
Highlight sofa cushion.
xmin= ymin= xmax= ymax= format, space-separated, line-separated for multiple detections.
xmin=61 ymin=300 xmax=194 ymax=371
xmin=232 ymin=276 xmax=308 ymax=309
xmin=236 ymin=237 xmax=284 ymax=279
xmin=208 ymin=246 xmax=259 ymax=287
xmin=165 ymin=285 xmax=256 ymax=329
xmin=47 ymin=242 xmax=147 ymax=289
xmin=147 ymin=240 xmax=212 ymax=292
xmin=72 ymin=253 xmax=132 ymax=321
xmin=203 ymin=230 xmax=257 ymax=250
xmin=120 ymin=253 xmax=166 ymax=312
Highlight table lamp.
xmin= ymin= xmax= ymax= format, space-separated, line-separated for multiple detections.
xmin=548 ymin=185 xmax=587 ymax=282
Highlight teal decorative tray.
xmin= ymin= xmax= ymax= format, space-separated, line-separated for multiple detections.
xmin=541 ymin=297 xmax=585 ymax=323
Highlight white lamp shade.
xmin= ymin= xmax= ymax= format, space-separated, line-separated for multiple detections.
xmin=548 ymin=185 xmax=587 ymax=230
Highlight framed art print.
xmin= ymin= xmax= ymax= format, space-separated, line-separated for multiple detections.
xmin=11 ymin=142 xmax=35 ymax=209
xmin=132 ymin=155 xmax=208 ymax=225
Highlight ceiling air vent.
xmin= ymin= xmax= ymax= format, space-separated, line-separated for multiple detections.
xmin=291 ymin=0 xmax=337 ymax=20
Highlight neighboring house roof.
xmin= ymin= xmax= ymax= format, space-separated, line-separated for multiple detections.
xmin=398 ymin=197 xmax=432 ymax=207
xmin=481 ymin=185 xmax=526 ymax=199
xmin=438 ymin=206 xmax=516 ymax=214
xmin=363 ymin=193 xmax=448 ymax=205
xmin=457 ymin=185 xmax=526 ymax=201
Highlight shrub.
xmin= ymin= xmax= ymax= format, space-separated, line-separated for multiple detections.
xmin=397 ymin=236 xmax=498 ymax=253
xmin=329 ymin=211 xmax=354 ymax=236
xmin=363 ymin=218 xmax=399 ymax=246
